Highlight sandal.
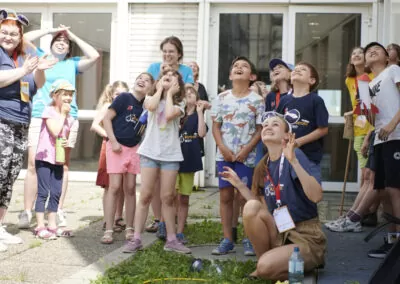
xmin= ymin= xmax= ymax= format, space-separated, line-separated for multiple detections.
xmin=48 ymin=227 xmax=74 ymax=238
xmin=114 ymin=218 xmax=126 ymax=233
xmin=34 ymin=227 xmax=57 ymax=240
xmin=101 ymin=230 xmax=114 ymax=244
xmin=125 ymin=227 xmax=134 ymax=240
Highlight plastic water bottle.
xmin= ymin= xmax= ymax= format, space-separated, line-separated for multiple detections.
xmin=288 ymin=247 xmax=304 ymax=284
xmin=133 ymin=110 xmax=148 ymax=137
xmin=55 ymin=136 xmax=66 ymax=164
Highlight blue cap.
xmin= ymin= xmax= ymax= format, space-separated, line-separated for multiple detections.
xmin=0 ymin=8 xmax=29 ymax=26
xmin=269 ymin=58 xmax=294 ymax=71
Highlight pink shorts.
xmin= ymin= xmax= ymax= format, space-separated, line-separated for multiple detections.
xmin=106 ymin=141 xmax=140 ymax=175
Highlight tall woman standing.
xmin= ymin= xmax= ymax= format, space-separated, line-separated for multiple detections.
xmin=18 ymin=25 xmax=100 ymax=228
xmin=0 ymin=9 xmax=54 ymax=251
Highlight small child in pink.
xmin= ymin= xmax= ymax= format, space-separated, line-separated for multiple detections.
xmin=34 ymin=79 xmax=75 ymax=240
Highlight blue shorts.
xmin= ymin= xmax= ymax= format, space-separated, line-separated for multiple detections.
xmin=217 ymin=161 xmax=254 ymax=189
xmin=140 ymin=155 xmax=180 ymax=171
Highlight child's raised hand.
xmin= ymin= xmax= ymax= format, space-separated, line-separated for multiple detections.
xmin=282 ymin=132 xmax=297 ymax=163
xmin=219 ymin=166 xmax=242 ymax=189
xmin=168 ymin=77 xmax=180 ymax=96
xmin=196 ymin=101 xmax=205 ymax=113
xmin=61 ymin=103 xmax=71 ymax=115
xmin=156 ymin=79 xmax=163 ymax=92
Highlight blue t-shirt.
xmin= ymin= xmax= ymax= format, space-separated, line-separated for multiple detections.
xmin=265 ymin=91 xmax=288 ymax=112
xmin=147 ymin=62 xmax=194 ymax=84
xmin=0 ymin=47 xmax=37 ymax=124
xmin=277 ymin=92 xmax=329 ymax=164
xmin=263 ymin=149 xmax=319 ymax=223
xmin=32 ymin=48 xmax=80 ymax=118
xmin=109 ymin=92 xmax=144 ymax=147
xmin=179 ymin=112 xmax=206 ymax=173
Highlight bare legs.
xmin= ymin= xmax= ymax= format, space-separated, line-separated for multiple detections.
xmin=23 ymin=146 xmax=37 ymax=212
xmin=177 ymin=194 xmax=189 ymax=234
xmin=220 ymin=187 xmax=235 ymax=241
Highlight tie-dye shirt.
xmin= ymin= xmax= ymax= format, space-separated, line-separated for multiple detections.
xmin=211 ymin=90 xmax=264 ymax=168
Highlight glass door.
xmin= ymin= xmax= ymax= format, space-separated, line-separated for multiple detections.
xmin=205 ymin=5 xmax=288 ymax=187
xmin=287 ymin=5 xmax=372 ymax=192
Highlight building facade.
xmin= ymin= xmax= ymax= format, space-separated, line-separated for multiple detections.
xmin=7 ymin=0 xmax=400 ymax=191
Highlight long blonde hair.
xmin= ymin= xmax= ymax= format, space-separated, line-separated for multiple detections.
xmin=96 ymin=81 xmax=128 ymax=109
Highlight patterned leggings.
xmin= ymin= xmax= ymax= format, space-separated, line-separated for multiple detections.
xmin=0 ymin=119 xmax=28 ymax=209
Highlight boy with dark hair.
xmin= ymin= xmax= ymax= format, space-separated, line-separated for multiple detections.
xmin=211 ymin=56 xmax=264 ymax=255
xmin=277 ymin=61 xmax=329 ymax=180
xmin=364 ymin=42 xmax=400 ymax=258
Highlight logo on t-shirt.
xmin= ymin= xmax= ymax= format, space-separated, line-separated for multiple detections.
xmin=180 ymin=131 xmax=198 ymax=143
xmin=127 ymin=105 xmax=133 ymax=110
xmin=394 ymin=152 xmax=400 ymax=160
xmin=369 ymin=80 xmax=381 ymax=97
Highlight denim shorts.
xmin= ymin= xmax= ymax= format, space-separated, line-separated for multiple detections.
xmin=140 ymin=155 xmax=180 ymax=171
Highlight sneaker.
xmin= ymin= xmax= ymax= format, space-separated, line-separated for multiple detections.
xmin=368 ymin=237 xmax=393 ymax=259
xmin=212 ymin=238 xmax=235 ymax=255
xmin=324 ymin=215 xmax=346 ymax=229
xmin=329 ymin=217 xmax=362 ymax=232
xmin=18 ymin=211 xmax=32 ymax=229
xmin=361 ymin=212 xmax=378 ymax=227
xmin=57 ymin=209 xmax=67 ymax=227
xmin=0 ymin=242 xmax=7 ymax=252
xmin=176 ymin=233 xmax=188 ymax=244
xmin=243 ymin=238 xmax=256 ymax=256
xmin=122 ymin=238 xmax=143 ymax=253
xmin=156 ymin=222 xmax=166 ymax=240
xmin=164 ymin=239 xmax=191 ymax=254
xmin=145 ymin=220 xmax=159 ymax=233
xmin=0 ymin=226 xmax=23 ymax=244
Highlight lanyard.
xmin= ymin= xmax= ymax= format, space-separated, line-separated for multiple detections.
xmin=275 ymin=91 xmax=281 ymax=108
xmin=12 ymin=51 xmax=18 ymax=68
xmin=265 ymin=153 xmax=285 ymax=207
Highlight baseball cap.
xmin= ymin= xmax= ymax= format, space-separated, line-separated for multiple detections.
xmin=0 ymin=8 xmax=29 ymax=26
xmin=364 ymin=42 xmax=389 ymax=57
xmin=269 ymin=58 xmax=294 ymax=71
xmin=49 ymin=79 xmax=75 ymax=95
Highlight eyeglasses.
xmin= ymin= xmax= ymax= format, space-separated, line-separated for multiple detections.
xmin=262 ymin=111 xmax=292 ymax=132
xmin=0 ymin=30 xmax=20 ymax=39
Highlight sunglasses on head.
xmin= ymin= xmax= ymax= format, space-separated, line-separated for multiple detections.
xmin=0 ymin=9 xmax=29 ymax=26
xmin=261 ymin=111 xmax=292 ymax=132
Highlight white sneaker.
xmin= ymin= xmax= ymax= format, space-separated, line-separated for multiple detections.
xmin=329 ymin=216 xmax=363 ymax=232
xmin=0 ymin=226 xmax=23 ymax=244
xmin=324 ymin=215 xmax=346 ymax=229
xmin=0 ymin=241 xmax=7 ymax=252
xmin=18 ymin=210 xmax=32 ymax=229
xmin=57 ymin=209 xmax=67 ymax=227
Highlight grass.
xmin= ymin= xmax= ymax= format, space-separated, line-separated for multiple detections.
xmin=92 ymin=220 xmax=270 ymax=284
xmin=28 ymin=239 xmax=43 ymax=249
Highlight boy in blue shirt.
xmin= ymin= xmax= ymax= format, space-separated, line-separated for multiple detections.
xmin=277 ymin=62 xmax=329 ymax=180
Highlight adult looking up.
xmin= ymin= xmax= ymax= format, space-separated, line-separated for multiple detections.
xmin=0 ymin=8 xmax=54 ymax=251
xmin=18 ymin=24 xmax=100 ymax=229
xmin=188 ymin=61 xmax=208 ymax=101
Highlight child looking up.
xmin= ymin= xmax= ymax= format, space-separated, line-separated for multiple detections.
xmin=101 ymin=73 xmax=154 ymax=244
xmin=34 ymin=79 xmax=76 ymax=240
xmin=211 ymin=56 xmax=264 ymax=255
xmin=277 ymin=62 xmax=329 ymax=179
xmin=175 ymin=85 xmax=207 ymax=244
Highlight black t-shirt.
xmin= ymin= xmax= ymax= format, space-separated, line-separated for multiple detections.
xmin=109 ymin=92 xmax=144 ymax=147
xmin=198 ymin=83 xmax=209 ymax=101
xmin=265 ymin=91 xmax=288 ymax=112
xmin=179 ymin=112 xmax=206 ymax=172
xmin=277 ymin=92 xmax=329 ymax=164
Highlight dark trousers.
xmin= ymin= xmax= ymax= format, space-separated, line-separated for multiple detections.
xmin=35 ymin=160 xmax=63 ymax=213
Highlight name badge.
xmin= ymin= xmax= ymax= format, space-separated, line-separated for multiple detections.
xmin=355 ymin=115 xmax=367 ymax=128
xmin=20 ymin=81 xmax=30 ymax=103
xmin=273 ymin=205 xmax=296 ymax=233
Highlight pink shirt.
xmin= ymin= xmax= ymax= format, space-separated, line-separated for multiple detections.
xmin=35 ymin=106 xmax=75 ymax=165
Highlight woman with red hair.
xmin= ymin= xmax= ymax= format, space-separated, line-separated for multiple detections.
xmin=0 ymin=8 xmax=54 ymax=251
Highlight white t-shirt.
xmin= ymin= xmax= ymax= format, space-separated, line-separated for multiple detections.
xmin=369 ymin=64 xmax=400 ymax=145
xmin=137 ymin=97 xmax=185 ymax=161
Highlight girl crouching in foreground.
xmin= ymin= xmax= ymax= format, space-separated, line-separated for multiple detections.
xmin=219 ymin=112 xmax=326 ymax=280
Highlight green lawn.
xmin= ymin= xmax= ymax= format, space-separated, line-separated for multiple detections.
xmin=92 ymin=220 xmax=271 ymax=284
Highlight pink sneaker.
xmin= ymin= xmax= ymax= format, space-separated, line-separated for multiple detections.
xmin=122 ymin=238 xmax=143 ymax=253
xmin=164 ymin=240 xmax=191 ymax=254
